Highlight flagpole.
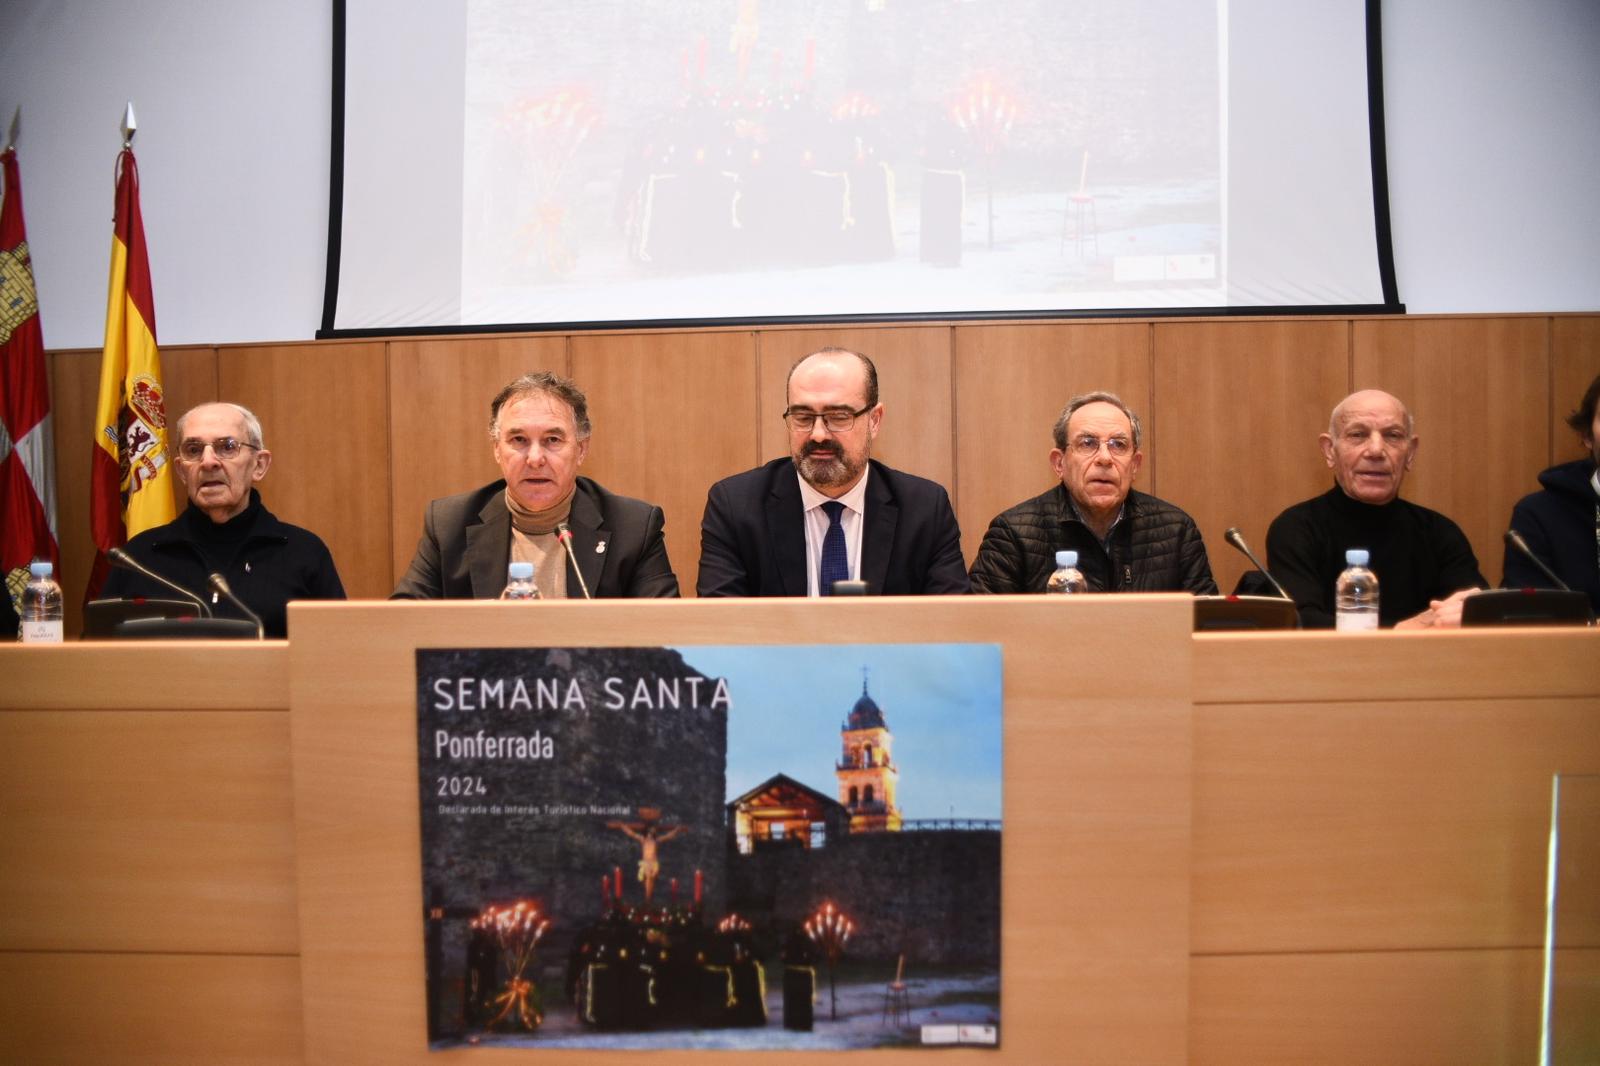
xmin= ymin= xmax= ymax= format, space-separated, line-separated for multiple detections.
xmin=87 ymin=101 xmax=174 ymax=601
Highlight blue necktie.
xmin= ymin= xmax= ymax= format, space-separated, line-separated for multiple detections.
xmin=819 ymin=500 xmax=849 ymax=595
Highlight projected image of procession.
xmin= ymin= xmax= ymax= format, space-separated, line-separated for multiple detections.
xmin=415 ymin=643 xmax=1002 ymax=1051
xmin=460 ymin=0 xmax=1220 ymax=324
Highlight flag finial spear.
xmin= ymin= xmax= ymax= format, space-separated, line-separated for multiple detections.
xmin=5 ymin=106 xmax=18 ymax=154
xmin=121 ymin=102 xmax=137 ymax=149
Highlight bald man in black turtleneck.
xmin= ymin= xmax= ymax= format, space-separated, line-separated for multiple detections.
xmin=1267 ymin=389 xmax=1484 ymax=629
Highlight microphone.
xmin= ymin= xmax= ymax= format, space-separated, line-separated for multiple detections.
xmin=1505 ymin=530 xmax=1573 ymax=592
xmin=107 ymin=547 xmax=211 ymax=617
xmin=1223 ymin=527 xmax=1293 ymax=602
xmin=554 ymin=522 xmax=594 ymax=600
xmin=208 ymin=573 xmax=264 ymax=639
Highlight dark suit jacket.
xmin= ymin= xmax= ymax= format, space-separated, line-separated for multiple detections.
xmin=697 ymin=458 xmax=970 ymax=596
xmin=391 ymin=478 xmax=680 ymax=599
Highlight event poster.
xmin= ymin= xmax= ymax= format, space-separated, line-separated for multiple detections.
xmin=416 ymin=643 xmax=1002 ymax=1051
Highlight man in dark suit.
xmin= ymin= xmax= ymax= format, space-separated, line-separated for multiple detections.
xmin=392 ymin=372 xmax=679 ymax=599
xmin=697 ymin=347 xmax=968 ymax=597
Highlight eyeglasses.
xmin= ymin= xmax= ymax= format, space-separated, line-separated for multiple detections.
xmin=1070 ymin=434 xmax=1133 ymax=458
xmin=784 ymin=404 xmax=873 ymax=433
xmin=176 ymin=437 xmax=259 ymax=461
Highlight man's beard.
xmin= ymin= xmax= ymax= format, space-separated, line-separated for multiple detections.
xmin=795 ymin=441 xmax=863 ymax=489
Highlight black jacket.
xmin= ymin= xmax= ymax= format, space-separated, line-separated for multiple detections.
xmin=392 ymin=477 xmax=679 ymax=599
xmin=101 ymin=491 xmax=345 ymax=638
xmin=1503 ymin=458 xmax=1600 ymax=611
xmin=697 ymin=457 xmax=969 ymax=596
xmin=1 ymin=580 xmax=18 ymax=639
xmin=969 ymin=484 xmax=1217 ymax=594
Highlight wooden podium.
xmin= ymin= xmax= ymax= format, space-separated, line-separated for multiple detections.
xmin=2 ymin=598 xmax=1595 ymax=1064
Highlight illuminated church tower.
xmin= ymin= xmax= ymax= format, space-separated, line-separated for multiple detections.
xmin=836 ymin=672 xmax=902 ymax=832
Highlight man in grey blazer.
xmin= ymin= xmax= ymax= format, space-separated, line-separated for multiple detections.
xmin=697 ymin=347 xmax=969 ymax=597
xmin=392 ymin=372 xmax=679 ymax=599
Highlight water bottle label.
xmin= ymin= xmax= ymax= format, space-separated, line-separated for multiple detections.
xmin=1335 ymin=611 xmax=1378 ymax=632
xmin=21 ymin=619 xmax=64 ymax=644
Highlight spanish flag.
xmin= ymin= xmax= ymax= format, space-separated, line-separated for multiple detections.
xmin=88 ymin=145 xmax=173 ymax=597
xmin=1 ymin=143 xmax=59 ymax=613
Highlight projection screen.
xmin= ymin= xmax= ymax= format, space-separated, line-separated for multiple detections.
xmin=322 ymin=0 xmax=1399 ymax=336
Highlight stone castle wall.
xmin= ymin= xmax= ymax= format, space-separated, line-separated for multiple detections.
xmin=726 ymin=829 xmax=1001 ymax=966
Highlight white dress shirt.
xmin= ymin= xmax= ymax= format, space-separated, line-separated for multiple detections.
xmin=799 ymin=466 xmax=871 ymax=596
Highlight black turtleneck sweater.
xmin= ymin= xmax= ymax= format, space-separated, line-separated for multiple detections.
xmin=1266 ymin=485 xmax=1485 ymax=628
xmin=100 ymin=490 xmax=344 ymax=637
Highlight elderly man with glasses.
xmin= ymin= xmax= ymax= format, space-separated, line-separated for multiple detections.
xmin=969 ymin=391 xmax=1217 ymax=595
xmin=100 ymin=401 xmax=345 ymax=636
xmin=697 ymin=346 xmax=969 ymax=596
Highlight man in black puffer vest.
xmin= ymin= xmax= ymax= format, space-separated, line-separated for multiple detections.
xmin=970 ymin=391 xmax=1217 ymax=594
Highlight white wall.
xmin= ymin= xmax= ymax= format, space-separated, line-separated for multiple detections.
xmin=1 ymin=0 xmax=1595 ymax=350
xmin=0 ymin=1 xmax=329 ymax=349
xmin=1382 ymin=0 xmax=1600 ymax=313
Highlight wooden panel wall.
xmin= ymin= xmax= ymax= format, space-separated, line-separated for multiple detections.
xmin=1152 ymin=320 xmax=1351 ymax=594
xmin=386 ymin=335 xmax=568 ymax=585
xmin=572 ymin=330 xmax=758 ymax=596
xmin=1553 ymin=317 xmax=1600 ymax=463
xmin=1352 ymin=317 xmax=1553 ymax=590
xmin=220 ymin=341 xmax=394 ymax=600
xmin=43 ymin=314 xmax=1600 ymax=613
xmin=953 ymin=322 xmax=1151 ymax=565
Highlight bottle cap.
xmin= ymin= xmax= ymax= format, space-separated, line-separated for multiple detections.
xmin=29 ymin=560 xmax=53 ymax=579
xmin=1055 ymin=550 xmax=1078 ymax=568
xmin=1345 ymin=549 xmax=1369 ymax=567
xmin=507 ymin=561 xmax=535 ymax=580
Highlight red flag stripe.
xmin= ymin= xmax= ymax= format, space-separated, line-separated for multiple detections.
xmin=112 ymin=150 xmax=158 ymax=341
xmin=0 ymin=145 xmax=59 ymax=582
xmin=0 ymin=149 xmax=27 ymax=244
xmin=88 ymin=446 xmax=124 ymax=552
xmin=2 ymin=150 xmax=50 ymax=438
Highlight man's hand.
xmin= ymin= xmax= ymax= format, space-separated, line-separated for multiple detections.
xmin=1394 ymin=587 xmax=1480 ymax=630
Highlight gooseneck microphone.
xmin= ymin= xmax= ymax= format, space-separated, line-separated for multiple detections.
xmin=1504 ymin=530 xmax=1573 ymax=592
xmin=207 ymin=573 xmax=265 ymax=639
xmin=107 ymin=547 xmax=212 ymax=617
xmin=554 ymin=522 xmax=594 ymax=600
xmin=1223 ymin=527 xmax=1293 ymax=602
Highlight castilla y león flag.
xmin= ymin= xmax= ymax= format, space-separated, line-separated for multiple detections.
xmin=89 ymin=146 xmax=173 ymax=597
xmin=1 ymin=146 xmax=59 ymax=612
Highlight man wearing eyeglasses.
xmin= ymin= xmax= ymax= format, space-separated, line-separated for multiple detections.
xmin=100 ymin=402 xmax=345 ymax=637
xmin=969 ymin=391 xmax=1217 ymax=595
xmin=697 ymin=347 xmax=968 ymax=596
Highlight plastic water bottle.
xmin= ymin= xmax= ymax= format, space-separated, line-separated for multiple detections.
xmin=20 ymin=560 xmax=65 ymax=643
xmin=502 ymin=561 xmax=539 ymax=600
xmin=1046 ymin=550 xmax=1088 ymax=594
xmin=1335 ymin=549 xmax=1379 ymax=631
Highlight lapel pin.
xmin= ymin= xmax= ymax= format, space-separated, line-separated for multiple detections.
xmin=595 ymin=540 xmax=607 ymax=554
xmin=244 ymin=562 xmax=251 ymax=573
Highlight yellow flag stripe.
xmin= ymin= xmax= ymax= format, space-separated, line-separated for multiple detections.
xmin=93 ymin=232 xmax=175 ymax=536
xmin=93 ymin=235 xmax=130 ymax=462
